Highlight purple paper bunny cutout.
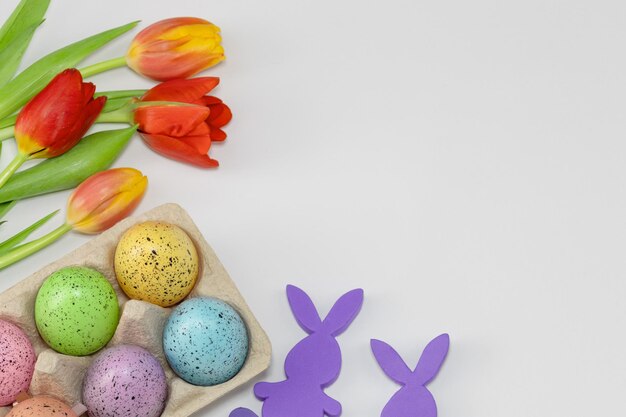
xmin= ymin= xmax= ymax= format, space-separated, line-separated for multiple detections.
xmin=371 ymin=334 xmax=449 ymax=417
xmin=249 ymin=285 xmax=364 ymax=417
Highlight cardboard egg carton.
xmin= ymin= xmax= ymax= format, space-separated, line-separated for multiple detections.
xmin=0 ymin=204 xmax=272 ymax=417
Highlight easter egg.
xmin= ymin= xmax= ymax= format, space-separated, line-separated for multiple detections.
xmin=7 ymin=395 xmax=78 ymax=417
xmin=0 ymin=320 xmax=35 ymax=406
xmin=35 ymin=266 xmax=119 ymax=356
xmin=82 ymin=345 xmax=167 ymax=417
xmin=114 ymin=221 xmax=199 ymax=307
xmin=163 ymin=297 xmax=249 ymax=386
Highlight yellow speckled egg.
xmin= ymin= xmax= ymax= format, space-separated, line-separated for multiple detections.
xmin=114 ymin=221 xmax=199 ymax=307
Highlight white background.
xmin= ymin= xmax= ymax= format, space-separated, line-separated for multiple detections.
xmin=0 ymin=0 xmax=625 ymax=415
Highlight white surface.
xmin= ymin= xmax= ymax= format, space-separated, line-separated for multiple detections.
xmin=0 ymin=0 xmax=625 ymax=415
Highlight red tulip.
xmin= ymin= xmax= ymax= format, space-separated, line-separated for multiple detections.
xmin=135 ymin=77 xmax=232 ymax=168
xmin=15 ymin=69 xmax=106 ymax=158
xmin=0 ymin=69 xmax=106 ymax=189
xmin=126 ymin=18 xmax=225 ymax=81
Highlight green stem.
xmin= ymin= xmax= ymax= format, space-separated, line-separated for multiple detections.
xmin=0 ymin=126 xmax=13 ymax=141
xmin=79 ymin=56 xmax=127 ymax=78
xmin=0 ymin=223 xmax=71 ymax=269
xmin=0 ymin=153 xmax=27 ymax=188
xmin=95 ymin=89 xmax=146 ymax=100
xmin=96 ymin=108 xmax=134 ymax=124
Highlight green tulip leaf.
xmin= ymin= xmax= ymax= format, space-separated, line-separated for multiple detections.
xmin=0 ymin=115 xmax=16 ymax=129
xmin=0 ymin=209 xmax=58 ymax=255
xmin=0 ymin=201 xmax=16 ymax=221
xmin=0 ymin=20 xmax=138 ymax=119
xmin=0 ymin=126 xmax=137 ymax=203
xmin=0 ymin=0 xmax=50 ymax=86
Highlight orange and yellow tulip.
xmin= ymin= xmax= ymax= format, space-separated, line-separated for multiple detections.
xmin=126 ymin=17 xmax=225 ymax=81
xmin=0 ymin=168 xmax=148 ymax=269
xmin=67 ymin=168 xmax=148 ymax=234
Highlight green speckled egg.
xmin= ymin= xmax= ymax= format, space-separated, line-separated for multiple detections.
xmin=114 ymin=221 xmax=199 ymax=307
xmin=35 ymin=266 xmax=119 ymax=356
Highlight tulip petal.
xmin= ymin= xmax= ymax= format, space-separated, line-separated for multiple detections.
xmin=202 ymin=96 xmax=222 ymax=106
xmin=141 ymin=77 xmax=219 ymax=103
xmin=135 ymin=105 xmax=209 ymax=137
xmin=187 ymin=122 xmax=210 ymax=136
xmin=178 ymin=135 xmax=212 ymax=155
xmin=131 ymin=17 xmax=212 ymax=45
xmin=140 ymin=133 xmax=219 ymax=168
xmin=207 ymin=101 xmax=232 ymax=127
xmin=210 ymin=127 xmax=227 ymax=142
xmin=81 ymin=82 xmax=97 ymax=105
xmin=129 ymin=49 xmax=222 ymax=81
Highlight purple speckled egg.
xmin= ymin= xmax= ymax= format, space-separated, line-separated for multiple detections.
xmin=82 ymin=345 xmax=167 ymax=417
xmin=0 ymin=319 xmax=36 ymax=406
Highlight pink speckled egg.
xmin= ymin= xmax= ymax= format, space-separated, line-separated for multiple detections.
xmin=82 ymin=345 xmax=167 ymax=417
xmin=7 ymin=395 xmax=78 ymax=417
xmin=0 ymin=319 xmax=36 ymax=406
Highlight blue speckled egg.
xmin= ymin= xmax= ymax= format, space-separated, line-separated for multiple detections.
xmin=163 ymin=297 xmax=249 ymax=386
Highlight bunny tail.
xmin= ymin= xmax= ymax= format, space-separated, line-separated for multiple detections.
xmin=229 ymin=408 xmax=259 ymax=417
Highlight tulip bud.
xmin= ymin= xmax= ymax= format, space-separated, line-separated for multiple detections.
xmin=66 ymin=168 xmax=148 ymax=234
xmin=126 ymin=17 xmax=225 ymax=81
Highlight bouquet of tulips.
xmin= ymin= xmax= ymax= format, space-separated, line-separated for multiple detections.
xmin=0 ymin=0 xmax=232 ymax=269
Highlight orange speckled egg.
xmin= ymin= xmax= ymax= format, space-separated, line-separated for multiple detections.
xmin=114 ymin=221 xmax=199 ymax=307
xmin=7 ymin=396 xmax=78 ymax=417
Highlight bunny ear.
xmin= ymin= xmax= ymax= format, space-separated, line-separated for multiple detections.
xmin=229 ymin=408 xmax=259 ymax=417
xmin=287 ymin=285 xmax=323 ymax=333
xmin=413 ymin=333 xmax=450 ymax=385
xmin=322 ymin=288 xmax=364 ymax=336
xmin=371 ymin=339 xmax=413 ymax=385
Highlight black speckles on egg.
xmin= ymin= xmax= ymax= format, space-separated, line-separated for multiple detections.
xmin=34 ymin=266 xmax=120 ymax=356
xmin=0 ymin=320 xmax=36 ymax=406
xmin=82 ymin=345 xmax=167 ymax=417
xmin=114 ymin=221 xmax=199 ymax=307
xmin=163 ymin=297 xmax=249 ymax=386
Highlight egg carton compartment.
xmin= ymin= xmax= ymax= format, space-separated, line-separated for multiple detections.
xmin=0 ymin=203 xmax=272 ymax=417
